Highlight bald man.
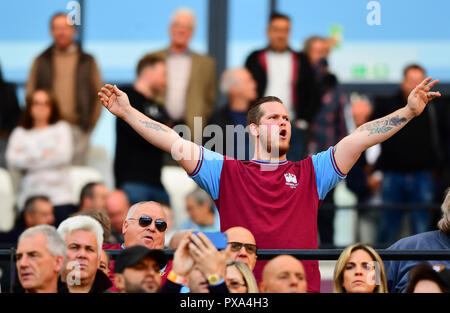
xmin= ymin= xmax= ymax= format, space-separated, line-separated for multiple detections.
xmin=224 ymin=227 xmax=258 ymax=271
xmin=106 ymin=190 xmax=130 ymax=243
xmin=259 ymin=255 xmax=307 ymax=293
xmin=204 ymin=68 xmax=257 ymax=160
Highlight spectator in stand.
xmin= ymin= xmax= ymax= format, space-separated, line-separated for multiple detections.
xmin=145 ymin=7 xmax=216 ymax=134
xmin=16 ymin=225 xmax=65 ymax=293
xmin=259 ymin=255 xmax=307 ymax=293
xmin=224 ymin=226 xmax=258 ymax=271
xmin=245 ymin=13 xmax=316 ymax=162
xmin=333 ymin=243 xmax=388 ymax=293
xmin=78 ymin=182 xmax=109 ymax=212
xmin=0 ymin=196 xmax=55 ymax=246
xmin=114 ymin=245 xmax=167 ymax=293
xmin=225 ymin=260 xmax=259 ymax=293
xmin=105 ymin=190 xmax=129 ymax=243
xmin=99 ymin=250 xmax=110 ymax=277
xmin=57 ymin=215 xmax=112 ymax=293
xmin=373 ymin=64 xmax=442 ymax=246
xmin=0 ymin=62 xmax=21 ymax=168
xmin=180 ymin=188 xmax=220 ymax=232
xmin=204 ymin=68 xmax=257 ymax=160
xmin=405 ymin=263 xmax=450 ymax=293
xmin=302 ymin=36 xmax=348 ymax=248
xmin=114 ymin=56 xmax=170 ymax=205
xmin=103 ymin=201 xmax=168 ymax=291
xmin=385 ymin=188 xmax=450 ymax=293
xmin=6 ymin=89 xmax=76 ymax=225
xmin=161 ymin=201 xmax=177 ymax=247
xmin=162 ymin=231 xmax=228 ymax=293
xmin=26 ymin=13 xmax=103 ymax=165
xmin=99 ymin=64 xmax=441 ymax=293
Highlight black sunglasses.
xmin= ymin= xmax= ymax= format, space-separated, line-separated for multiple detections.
xmin=228 ymin=242 xmax=258 ymax=254
xmin=129 ymin=216 xmax=167 ymax=232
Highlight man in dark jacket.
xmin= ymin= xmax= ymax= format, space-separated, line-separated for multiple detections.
xmin=373 ymin=64 xmax=442 ymax=246
xmin=114 ymin=55 xmax=170 ymax=205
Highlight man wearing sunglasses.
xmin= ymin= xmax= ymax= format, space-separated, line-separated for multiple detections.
xmin=103 ymin=201 xmax=168 ymax=291
xmin=99 ymin=75 xmax=441 ymax=293
xmin=224 ymin=227 xmax=258 ymax=271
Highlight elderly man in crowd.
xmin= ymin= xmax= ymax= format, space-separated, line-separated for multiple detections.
xmin=145 ymin=7 xmax=216 ymax=133
xmin=16 ymin=225 xmax=65 ymax=293
xmin=105 ymin=190 xmax=130 ymax=243
xmin=114 ymin=245 xmax=167 ymax=293
xmin=57 ymin=215 xmax=112 ymax=293
xmin=204 ymin=68 xmax=257 ymax=160
xmin=224 ymin=227 xmax=258 ymax=271
xmin=259 ymin=255 xmax=308 ymax=293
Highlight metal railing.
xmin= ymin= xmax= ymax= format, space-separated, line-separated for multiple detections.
xmin=2 ymin=248 xmax=450 ymax=293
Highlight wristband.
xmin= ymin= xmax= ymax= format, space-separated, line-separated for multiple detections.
xmin=167 ymin=270 xmax=187 ymax=285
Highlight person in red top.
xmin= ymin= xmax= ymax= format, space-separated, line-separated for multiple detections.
xmin=99 ymin=77 xmax=441 ymax=292
xmin=103 ymin=201 xmax=168 ymax=290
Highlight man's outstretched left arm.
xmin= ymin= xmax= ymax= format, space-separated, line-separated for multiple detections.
xmin=334 ymin=77 xmax=441 ymax=175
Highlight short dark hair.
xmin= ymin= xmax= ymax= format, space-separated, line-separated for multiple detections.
xmin=79 ymin=182 xmax=103 ymax=204
xmin=405 ymin=263 xmax=449 ymax=293
xmin=136 ymin=55 xmax=165 ymax=76
xmin=403 ymin=64 xmax=426 ymax=78
xmin=269 ymin=12 xmax=290 ymax=24
xmin=246 ymin=96 xmax=283 ymax=126
xmin=23 ymin=196 xmax=51 ymax=214
xmin=20 ymin=89 xmax=61 ymax=129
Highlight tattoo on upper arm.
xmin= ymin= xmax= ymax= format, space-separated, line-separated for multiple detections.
xmin=140 ymin=120 xmax=168 ymax=132
xmin=359 ymin=115 xmax=407 ymax=135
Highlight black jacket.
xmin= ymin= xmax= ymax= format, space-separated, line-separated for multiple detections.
xmin=203 ymin=105 xmax=252 ymax=160
xmin=114 ymin=86 xmax=169 ymax=188
xmin=372 ymin=90 xmax=441 ymax=172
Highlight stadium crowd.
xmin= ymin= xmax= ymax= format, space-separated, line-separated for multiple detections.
xmin=0 ymin=8 xmax=449 ymax=294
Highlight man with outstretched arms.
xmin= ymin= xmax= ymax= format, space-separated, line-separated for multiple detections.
xmin=99 ymin=78 xmax=440 ymax=292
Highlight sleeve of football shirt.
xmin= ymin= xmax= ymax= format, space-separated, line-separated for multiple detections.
xmin=311 ymin=146 xmax=347 ymax=200
xmin=189 ymin=147 xmax=225 ymax=201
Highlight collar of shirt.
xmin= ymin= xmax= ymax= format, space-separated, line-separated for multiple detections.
xmin=167 ymin=49 xmax=191 ymax=56
xmin=251 ymin=158 xmax=288 ymax=165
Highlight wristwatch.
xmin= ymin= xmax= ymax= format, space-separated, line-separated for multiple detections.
xmin=207 ymin=274 xmax=223 ymax=285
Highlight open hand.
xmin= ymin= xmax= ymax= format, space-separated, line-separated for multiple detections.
xmin=172 ymin=231 xmax=195 ymax=277
xmin=98 ymin=84 xmax=132 ymax=119
xmin=189 ymin=232 xmax=226 ymax=278
xmin=407 ymin=77 xmax=441 ymax=117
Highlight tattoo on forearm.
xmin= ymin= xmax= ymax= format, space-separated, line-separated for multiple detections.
xmin=140 ymin=120 xmax=168 ymax=132
xmin=360 ymin=115 xmax=407 ymax=135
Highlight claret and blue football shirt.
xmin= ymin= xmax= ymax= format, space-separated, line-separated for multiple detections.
xmin=189 ymin=146 xmax=346 ymax=293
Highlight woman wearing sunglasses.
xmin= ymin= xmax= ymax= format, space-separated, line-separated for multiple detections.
xmin=225 ymin=260 xmax=259 ymax=293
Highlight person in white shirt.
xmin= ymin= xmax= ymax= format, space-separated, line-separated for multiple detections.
xmin=6 ymin=89 xmax=76 ymax=225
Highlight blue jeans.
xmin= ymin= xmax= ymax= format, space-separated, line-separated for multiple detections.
xmin=377 ymin=171 xmax=434 ymax=246
xmin=120 ymin=181 xmax=170 ymax=205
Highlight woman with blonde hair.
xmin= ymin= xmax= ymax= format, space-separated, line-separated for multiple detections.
xmin=333 ymin=243 xmax=388 ymax=293
xmin=225 ymin=260 xmax=259 ymax=293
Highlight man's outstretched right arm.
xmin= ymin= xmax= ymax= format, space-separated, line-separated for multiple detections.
xmin=98 ymin=84 xmax=201 ymax=174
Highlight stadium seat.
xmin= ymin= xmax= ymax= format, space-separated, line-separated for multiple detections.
xmin=0 ymin=168 xmax=15 ymax=232
xmin=86 ymin=145 xmax=115 ymax=190
xmin=69 ymin=166 xmax=103 ymax=205
xmin=161 ymin=165 xmax=197 ymax=228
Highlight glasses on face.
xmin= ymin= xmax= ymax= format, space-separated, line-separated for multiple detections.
xmin=227 ymin=280 xmax=247 ymax=290
xmin=128 ymin=216 xmax=167 ymax=232
xmin=228 ymin=242 xmax=258 ymax=255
